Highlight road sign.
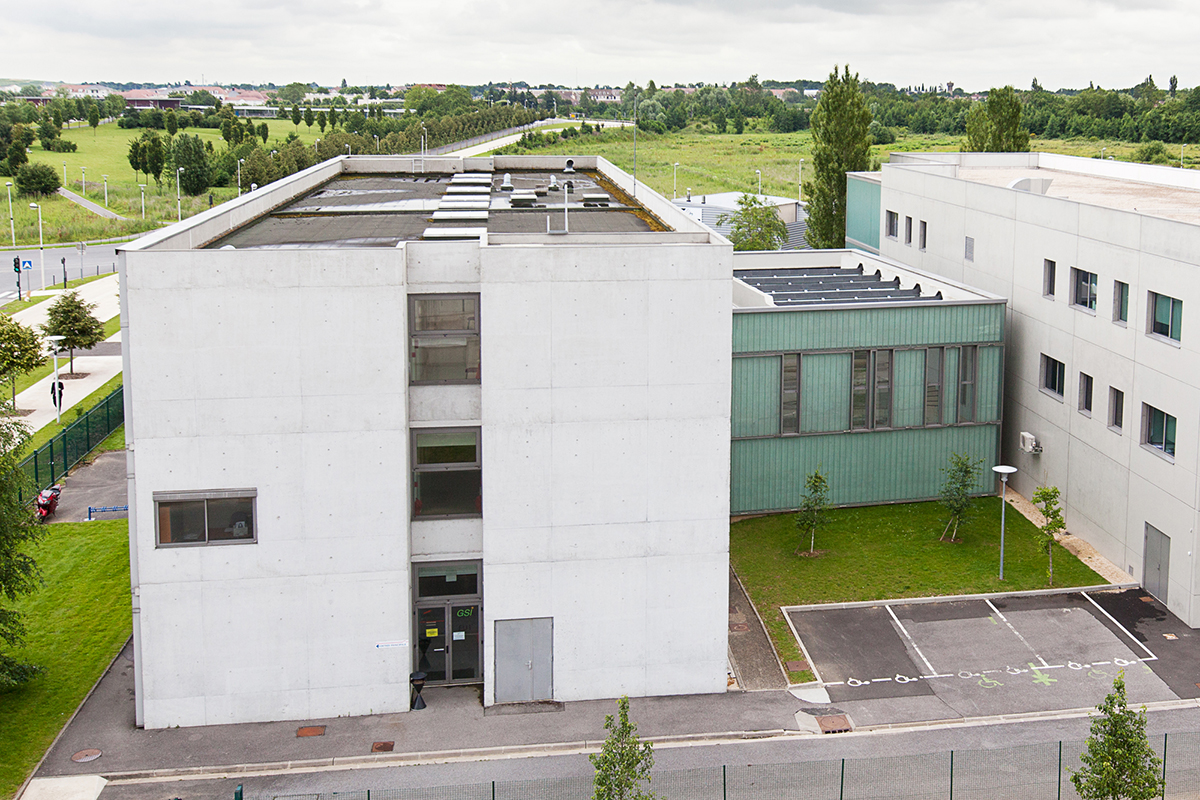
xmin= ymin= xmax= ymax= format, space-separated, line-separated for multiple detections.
xmin=21 ymin=260 xmax=32 ymax=270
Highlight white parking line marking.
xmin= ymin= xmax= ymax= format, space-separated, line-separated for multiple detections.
xmin=887 ymin=605 xmax=939 ymax=677
xmin=1082 ymin=592 xmax=1158 ymax=661
xmin=986 ymin=598 xmax=1050 ymax=666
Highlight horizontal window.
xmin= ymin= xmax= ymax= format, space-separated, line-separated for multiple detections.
xmin=413 ymin=429 xmax=482 ymax=518
xmin=154 ymin=489 xmax=256 ymax=546
xmin=1149 ymin=291 xmax=1182 ymax=342
xmin=1143 ymin=404 xmax=1176 ymax=458
xmin=410 ymin=295 xmax=480 ymax=383
xmin=1041 ymin=354 xmax=1065 ymax=397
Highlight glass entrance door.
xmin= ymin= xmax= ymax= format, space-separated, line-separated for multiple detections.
xmin=450 ymin=605 xmax=480 ymax=681
xmin=413 ymin=562 xmax=483 ymax=685
xmin=417 ymin=606 xmax=448 ymax=681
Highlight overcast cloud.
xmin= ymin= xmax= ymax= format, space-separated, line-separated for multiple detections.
xmin=7 ymin=0 xmax=1199 ymax=91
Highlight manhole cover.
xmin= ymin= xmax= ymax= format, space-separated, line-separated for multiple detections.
xmin=785 ymin=660 xmax=808 ymax=672
xmin=297 ymin=726 xmax=326 ymax=738
xmin=729 ymin=623 xmax=749 ymax=632
xmin=71 ymin=749 xmax=102 ymax=763
xmin=816 ymin=715 xmax=852 ymax=734
xmin=372 ymin=741 xmax=395 ymax=752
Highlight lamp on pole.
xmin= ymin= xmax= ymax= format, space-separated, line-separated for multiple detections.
xmin=81 ymin=166 xmax=86 ymax=197
xmin=139 ymin=184 xmax=146 ymax=220
xmin=62 ymin=161 xmax=67 ymax=187
xmin=315 ymin=138 xmax=320 ymax=154
xmin=992 ymin=465 xmax=1018 ymax=580
xmin=46 ymin=334 xmax=65 ymax=424
xmin=673 ymin=162 xmax=679 ymax=199
xmin=102 ymin=174 xmax=108 ymax=207
xmin=756 ymin=169 xmax=762 ymax=195
xmin=5 ymin=181 xmax=13 ymax=247
xmin=1183 ymin=144 xmax=1188 ymax=168
xmin=374 ymin=134 xmax=379 ymax=152
xmin=346 ymin=144 xmax=351 ymax=156
xmin=237 ymin=158 xmax=244 ymax=197
xmin=30 ymin=202 xmax=44 ymax=291
xmin=799 ymin=159 xmax=804 ymax=203
xmin=176 ymin=167 xmax=184 ymax=222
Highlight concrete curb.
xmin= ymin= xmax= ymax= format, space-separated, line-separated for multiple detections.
xmin=780 ymin=583 xmax=1139 ymax=613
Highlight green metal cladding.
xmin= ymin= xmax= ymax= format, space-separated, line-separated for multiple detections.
xmin=845 ymin=176 xmax=881 ymax=252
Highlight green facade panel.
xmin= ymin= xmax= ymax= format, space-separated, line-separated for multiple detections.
xmin=733 ymin=304 xmax=1005 ymax=355
xmin=977 ymin=345 xmax=1003 ymax=422
xmin=893 ymin=349 xmax=924 ymax=428
xmin=846 ymin=175 xmax=881 ymax=252
xmin=731 ymin=424 xmax=999 ymax=514
xmin=732 ymin=356 xmax=781 ymax=438
xmin=801 ymin=352 xmax=851 ymax=433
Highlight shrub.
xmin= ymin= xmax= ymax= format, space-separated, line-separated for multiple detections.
xmin=14 ymin=162 xmax=60 ymax=196
xmin=1133 ymin=140 xmax=1170 ymax=165
xmin=46 ymin=139 xmax=77 ymax=153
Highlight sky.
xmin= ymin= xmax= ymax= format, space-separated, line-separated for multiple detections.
xmin=7 ymin=0 xmax=1200 ymax=92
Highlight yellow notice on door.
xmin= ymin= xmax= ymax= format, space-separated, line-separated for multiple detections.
xmin=425 ymin=628 xmax=439 ymax=638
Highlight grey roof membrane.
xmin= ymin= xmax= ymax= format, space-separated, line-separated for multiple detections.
xmin=206 ymin=171 xmax=657 ymax=249
xmin=735 ymin=264 xmax=942 ymax=307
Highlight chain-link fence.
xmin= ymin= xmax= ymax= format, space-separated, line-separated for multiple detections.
xmin=254 ymin=731 xmax=1198 ymax=800
xmin=18 ymin=385 xmax=123 ymax=496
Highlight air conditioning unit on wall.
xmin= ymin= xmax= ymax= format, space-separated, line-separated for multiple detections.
xmin=1019 ymin=432 xmax=1042 ymax=454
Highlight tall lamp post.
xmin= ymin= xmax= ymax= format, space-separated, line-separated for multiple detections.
xmin=30 ymin=202 xmax=44 ymax=291
xmin=176 ymin=167 xmax=184 ymax=222
xmin=102 ymin=174 xmax=108 ymax=207
xmin=237 ymin=158 xmax=245 ymax=197
xmin=46 ymin=335 xmax=65 ymax=424
xmin=993 ymin=465 xmax=1017 ymax=580
xmin=139 ymin=184 xmax=146 ymax=220
xmin=673 ymin=162 xmax=679 ymax=199
xmin=81 ymin=167 xmax=86 ymax=197
xmin=62 ymin=162 xmax=67 ymax=187
xmin=756 ymin=169 xmax=762 ymax=195
xmin=799 ymin=159 xmax=804 ymax=203
xmin=5 ymin=181 xmax=13 ymax=246
xmin=346 ymin=144 xmax=351 ymax=157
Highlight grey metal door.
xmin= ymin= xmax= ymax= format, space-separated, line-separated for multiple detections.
xmin=1144 ymin=523 xmax=1170 ymax=604
xmin=494 ymin=617 xmax=553 ymax=703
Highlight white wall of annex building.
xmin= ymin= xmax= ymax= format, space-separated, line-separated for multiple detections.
xmin=876 ymin=160 xmax=1200 ymax=626
xmin=123 ymin=249 xmax=413 ymax=728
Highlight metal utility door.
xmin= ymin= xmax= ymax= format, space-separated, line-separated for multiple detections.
xmin=494 ymin=617 xmax=553 ymax=704
xmin=1144 ymin=524 xmax=1171 ymax=604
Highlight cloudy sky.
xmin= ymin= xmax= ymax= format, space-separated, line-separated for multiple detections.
xmin=7 ymin=0 xmax=1199 ymax=91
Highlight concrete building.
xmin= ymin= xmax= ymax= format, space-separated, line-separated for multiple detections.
xmin=848 ymin=152 xmax=1200 ymax=626
xmin=119 ymin=155 xmax=733 ymax=728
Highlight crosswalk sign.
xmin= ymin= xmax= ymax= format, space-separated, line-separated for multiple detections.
xmin=20 ymin=260 xmax=31 ymax=270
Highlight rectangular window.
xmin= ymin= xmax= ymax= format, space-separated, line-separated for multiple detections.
xmin=924 ymin=347 xmax=942 ymax=426
xmin=957 ymin=345 xmax=976 ymax=423
xmin=1143 ymin=404 xmax=1177 ymax=458
xmin=781 ymin=354 xmax=799 ymax=434
xmin=1113 ymin=281 xmax=1129 ymax=323
xmin=904 ymin=216 xmax=913 ymax=246
xmin=919 ymin=220 xmax=927 ymax=251
xmin=1149 ymin=291 xmax=1183 ymax=342
xmin=1109 ymin=387 xmax=1124 ymax=431
xmin=1071 ymin=268 xmax=1098 ymax=311
xmin=413 ymin=428 xmax=482 ymax=518
xmin=964 ymin=236 xmax=975 ymax=262
xmin=885 ymin=211 xmax=899 ymax=239
xmin=155 ymin=489 xmax=257 ymax=547
xmin=851 ymin=349 xmax=893 ymax=430
xmin=409 ymin=294 xmax=480 ymax=384
xmin=1043 ymin=259 xmax=1056 ymax=297
xmin=1041 ymin=354 xmax=1066 ymax=397
xmin=1078 ymin=372 xmax=1093 ymax=415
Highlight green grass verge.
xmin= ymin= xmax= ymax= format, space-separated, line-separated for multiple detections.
xmin=0 ymin=519 xmax=131 ymax=799
xmin=21 ymin=372 xmax=122 ymax=456
xmin=731 ymin=497 xmax=1106 ymax=684
xmin=1 ymin=272 xmax=115 ymax=315
xmin=93 ymin=423 xmax=124 ymax=454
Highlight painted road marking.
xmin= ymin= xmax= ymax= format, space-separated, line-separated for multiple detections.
xmin=986 ymin=598 xmax=1050 ymax=667
xmin=886 ymin=605 xmax=940 ymax=677
xmin=1082 ymin=591 xmax=1158 ymax=661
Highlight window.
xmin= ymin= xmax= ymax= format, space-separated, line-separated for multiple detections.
xmin=851 ymin=349 xmax=892 ymax=430
xmin=1043 ymin=259 xmax=1056 ymax=298
xmin=1041 ymin=354 xmax=1066 ymax=398
xmin=904 ymin=216 xmax=913 ymax=245
xmin=1078 ymin=372 xmax=1093 ymax=415
xmin=1071 ymin=268 xmax=1097 ymax=311
xmin=1113 ymin=281 xmax=1129 ymax=323
xmin=1143 ymin=404 xmax=1177 ymax=458
xmin=919 ymin=220 xmax=927 ymax=251
xmin=885 ymin=211 xmax=899 ymax=239
xmin=413 ymin=429 xmax=482 ymax=518
xmin=1149 ymin=291 xmax=1183 ymax=342
xmin=1109 ymin=387 xmax=1124 ymax=432
xmin=923 ymin=347 xmax=942 ymax=425
xmin=964 ymin=236 xmax=975 ymax=262
xmin=957 ymin=345 xmax=976 ymax=422
xmin=155 ymin=489 xmax=256 ymax=547
xmin=409 ymin=294 xmax=480 ymax=383
xmin=781 ymin=354 xmax=799 ymax=434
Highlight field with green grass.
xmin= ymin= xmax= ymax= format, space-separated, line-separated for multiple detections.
xmin=731 ymin=497 xmax=1106 ymax=683
xmin=0 ymin=519 xmax=131 ymax=800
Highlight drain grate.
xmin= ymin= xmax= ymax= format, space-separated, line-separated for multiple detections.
xmin=816 ymin=714 xmax=852 ymax=734
xmin=71 ymin=749 xmax=102 ymax=763
xmin=372 ymin=741 xmax=395 ymax=752
xmin=729 ymin=623 xmax=749 ymax=632
xmin=297 ymin=726 xmax=326 ymax=738
xmin=785 ymin=660 xmax=809 ymax=672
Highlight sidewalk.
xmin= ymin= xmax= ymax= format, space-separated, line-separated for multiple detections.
xmin=57 ymin=188 xmax=128 ymax=220
xmin=12 ymin=273 xmax=121 ymax=331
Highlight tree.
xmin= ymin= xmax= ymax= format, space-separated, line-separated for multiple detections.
xmin=1071 ymin=672 xmax=1164 ymax=800
xmin=804 ymin=65 xmax=872 ymax=249
xmin=127 ymin=138 xmax=143 ymax=180
xmin=0 ymin=401 xmax=42 ymax=689
xmin=328 ymin=107 xmax=339 ymax=130
xmin=87 ymin=103 xmax=100 ymax=136
xmin=14 ymin=163 xmax=59 ymax=196
xmin=718 ymin=193 xmax=788 ymax=251
xmin=0 ymin=315 xmax=45 ymax=407
xmin=303 ymin=106 xmax=314 ymax=130
xmin=41 ymin=291 xmax=104 ymax=372
xmin=258 ymin=122 xmax=269 ymax=144
xmin=1032 ymin=485 xmax=1065 ymax=586
xmin=938 ymin=452 xmax=981 ymax=542
xmin=173 ymin=134 xmax=212 ymax=195
xmin=291 ymin=104 xmax=302 ymax=130
xmin=963 ymin=86 xmax=1030 ymax=153
xmin=590 ymin=696 xmax=656 ymax=800
xmin=165 ymin=109 xmax=178 ymax=138
xmin=794 ymin=468 xmax=831 ymax=555
xmin=316 ymin=110 xmax=327 ymax=133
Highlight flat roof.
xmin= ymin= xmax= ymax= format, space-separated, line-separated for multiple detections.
xmin=735 ymin=265 xmax=936 ymax=307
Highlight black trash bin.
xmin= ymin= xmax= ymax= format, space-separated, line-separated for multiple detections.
xmin=410 ymin=671 xmax=427 ymax=710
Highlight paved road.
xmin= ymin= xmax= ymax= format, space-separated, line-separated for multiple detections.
xmin=58 ymin=188 xmax=127 ymax=220
xmin=0 ymin=242 xmax=121 ymax=299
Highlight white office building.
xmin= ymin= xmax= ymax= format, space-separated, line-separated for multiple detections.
xmin=848 ymin=152 xmax=1200 ymax=626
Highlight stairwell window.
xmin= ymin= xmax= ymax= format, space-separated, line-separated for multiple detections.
xmin=1109 ymin=387 xmax=1124 ymax=432
xmin=1043 ymin=260 xmax=1056 ymax=298
xmin=1143 ymin=404 xmax=1176 ymax=459
xmin=1078 ymin=373 xmax=1093 ymax=416
xmin=1113 ymin=281 xmax=1129 ymax=324
xmin=885 ymin=211 xmax=899 ymax=239
xmin=904 ymin=216 xmax=913 ymax=245
xmin=412 ymin=429 xmax=482 ymax=518
xmin=919 ymin=220 xmax=927 ymax=251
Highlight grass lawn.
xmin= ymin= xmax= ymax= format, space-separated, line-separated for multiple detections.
xmin=1 ymin=272 xmax=115 ymax=315
xmin=731 ymin=497 xmax=1106 ymax=684
xmin=0 ymin=519 xmax=131 ymax=800
xmin=0 ymin=315 xmax=119 ymax=411
xmin=21 ymin=372 xmax=122 ymax=456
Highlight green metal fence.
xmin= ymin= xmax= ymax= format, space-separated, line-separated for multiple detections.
xmin=253 ymin=732 xmax=1195 ymax=800
xmin=18 ymin=385 xmax=124 ymax=495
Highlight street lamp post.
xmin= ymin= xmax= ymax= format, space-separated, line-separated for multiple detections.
xmin=81 ymin=167 xmax=86 ymax=197
xmin=62 ymin=162 xmax=67 ymax=187
xmin=315 ymin=138 xmax=320 ymax=154
xmin=374 ymin=134 xmax=379 ymax=152
xmin=139 ymin=184 xmax=146 ymax=220
xmin=237 ymin=158 xmax=244 ymax=197
xmin=5 ymin=182 xmax=13 ymax=247
xmin=992 ymin=465 xmax=1018 ymax=580
xmin=1183 ymin=144 xmax=1188 ymax=168
xmin=799 ymin=159 xmax=804 ymax=203
xmin=46 ymin=334 xmax=65 ymax=424
xmin=30 ymin=202 xmax=44 ymax=292
xmin=673 ymin=162 xmax=679 ymax=199
xmin=176 ymin=167 xmax=184 ymax=222
xmin=102 ymin=174 xmax=108 ymax=207
xmin=756 ymin=169 xmax=761 ymax=195
xmin=346 ymin=144 xmax=351 ymax=156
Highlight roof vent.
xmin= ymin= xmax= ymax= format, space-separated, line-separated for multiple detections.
xmin=564 ymin=159 xmax=575 ymax=173
xmin=500 ymin=173 xmax=514 ymax=192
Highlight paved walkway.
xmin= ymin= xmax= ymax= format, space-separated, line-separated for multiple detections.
xmin=448 ymin=119 xmax=632 ymax=158
xmin=57 ymin=188 xmax=127 ymax=220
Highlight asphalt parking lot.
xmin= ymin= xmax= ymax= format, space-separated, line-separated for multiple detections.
xmin=786 ymin=588 xmax=1200 ymax=727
